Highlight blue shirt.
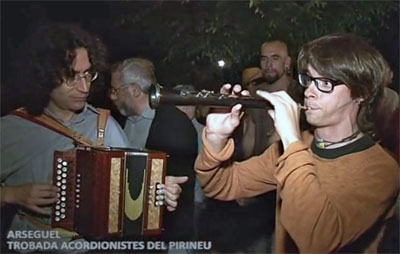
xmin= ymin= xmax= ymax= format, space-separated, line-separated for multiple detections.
xmin=123 ymin=105 xmax=155 ymax=149
xmin=1 ymin=104 xmax=131 ymax=249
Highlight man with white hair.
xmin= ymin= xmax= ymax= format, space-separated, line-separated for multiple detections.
xmin=109 ymin=58 xmax=197 ymax=246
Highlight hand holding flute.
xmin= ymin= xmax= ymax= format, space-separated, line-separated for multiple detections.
xmin=149 ymin=83 xmax=271 ymax=109
xmin=149 ymin=83 xmax=307 ymax=110
xmin=212 ymin=83 xmax=303 ymax=152
xmin=205 ymin=84 xmax=254 ymax=153
xmin=149 ymin=83 xmax=304 ymax=152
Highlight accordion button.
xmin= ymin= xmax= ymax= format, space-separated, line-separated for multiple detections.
xmin=60 ymin=214 xmax=66 ymax=219
xmin=159 ymin=201 xmax=164 ymax=206
xmin=55 ymin=217 xmax=60 ymax=222
xmin=61 ymin=197 xmax=66 ymax=202
xmin=148 ymin=201 xmax=153 ymax=205
xmin=149 ymin=185 xmax=154 ymax=189
xmin=57 ymin=176 xmax=62 ymax=180
xmin=76 ymin=189 xmax=80 ymax=193
xmin=62 ymin=173 xmax=67 ymax=178
xmin=60 ymin=208 xmax=65 ymax=213
xmin=62 ymin=167 xmax=67 ymax=172
xmin=57 ymin=170 xmax=62 ymax=175
xmin=76 ymin=184 xmax=80 ymax=188
xmin=76 ymin=194 xmax=80 ymax=198
xmin=57 ymin=164 xmax=62 ymax=169
xmin=55 ymin=205 xmax=60 ymax=210
xmin=55 ymin=211 xmax=60 ymax=216
xmin=56 ymin=182 xmax=61 ymax=187
xmin=76 ymin=179 xmax=81 ymax=183
xmin=61 ymin=185 xmax=66 ymax=190
xmin=157 ymin=195 xmax=164 ymax=201
xmin=77 ymin=174 xmax=81 ymax=177
xmin=156 ymin=190 xmax=163 ymax=195
xmin=156 ymin=184 xmax=163 ymax=189
xmin=61 ymin=203 xmax=66 ymax=208
xmin=76 ymin=199 xmax=80 ymax=203
xmin=76 ymin=205 xmax=80 ymax=208
xmin=56 ymin=193 xmax=60 ymax=198
xmin=62 ymin=161 xmax=68 ymax=166
xmin=57 ymin=200 xmax=61 ymax=205
xmin=61 ymin=179 xmax=66 ymax=184
xmin=57 ymin=158 xmax=63 ymax=163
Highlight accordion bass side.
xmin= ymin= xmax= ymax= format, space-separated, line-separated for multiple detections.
xmin=51 ymin=147 xmax=167 ymax=238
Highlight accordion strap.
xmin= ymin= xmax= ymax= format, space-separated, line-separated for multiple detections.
xmin=95 ymin=108 xmax=110 ymax=146
xmin=11 ymin=108 xmax=93 ymax=147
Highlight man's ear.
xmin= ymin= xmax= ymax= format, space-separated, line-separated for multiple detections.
xmin=284 ymin=56 xmax=292 ymax=69
xmin=284 ymin=56 xmax=292 ymax=75
xmin=130 ymin=84 xmax=141 ymax=97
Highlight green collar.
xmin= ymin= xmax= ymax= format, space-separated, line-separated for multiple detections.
xmin=311 ymin=134 xmax=375 ymax=159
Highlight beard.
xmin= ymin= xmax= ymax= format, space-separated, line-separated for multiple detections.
xmin=263 ymin=74 xmax=279 ymax=84
xmin=262 ymin=70 xmax=284 ymax=84
xmin=116 ymin=101 xmax=135 ymax=117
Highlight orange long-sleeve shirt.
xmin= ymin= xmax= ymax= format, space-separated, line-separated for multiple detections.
xmin=195 ymin=131 xmax=399 ymax=253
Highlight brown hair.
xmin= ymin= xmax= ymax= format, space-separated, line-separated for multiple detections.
xmin=297 ymin=34 xmax=389 ymax=137
xmin=13 ymin=22 xmax=107 ymax=116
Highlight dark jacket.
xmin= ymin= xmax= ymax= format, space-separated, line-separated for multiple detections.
xmin=146 ymin=104 xmax=198 ymax=241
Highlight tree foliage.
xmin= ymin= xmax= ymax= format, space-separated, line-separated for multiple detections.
xmin=250 ymin=0 xmax=397 ymax=55
xmin=1 ymin=1 xmax=398 ymax=90
xmin=104 ymin=0 xmax=397 ymax=88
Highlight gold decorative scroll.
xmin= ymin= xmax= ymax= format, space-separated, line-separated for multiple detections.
xmin=108 ymin=158 xmax=121 ymax=233
xmin=124 ymin=168 xmax=145 ymax=221
xmin=147 ymin=159 xmax=164 ymax=230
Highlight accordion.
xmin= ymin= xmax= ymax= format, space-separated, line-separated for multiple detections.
xmin=51 ymin=147 xmax=167 ymax=238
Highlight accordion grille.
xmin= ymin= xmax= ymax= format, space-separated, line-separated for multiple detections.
xmin=108 ymin=157 xmax=122 ymax=233
xmin=147 ymin=158 xmax=164 ymax=230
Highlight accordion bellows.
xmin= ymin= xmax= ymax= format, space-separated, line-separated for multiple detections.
xmin=51 ymin=147 xmax=167 ymax=238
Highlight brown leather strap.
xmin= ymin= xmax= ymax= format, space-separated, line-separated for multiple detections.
xmin=11 ymin=108 xmax=93 ymax=147
xmin=96 ymin=108 xmax=110 ymax=146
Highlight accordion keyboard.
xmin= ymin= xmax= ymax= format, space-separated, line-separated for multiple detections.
xmin=51 ymin=149 xmax=77 ymax=231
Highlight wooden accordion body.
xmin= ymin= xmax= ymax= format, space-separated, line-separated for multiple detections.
xmin=51 ymin=147 xmax=167 ymax=238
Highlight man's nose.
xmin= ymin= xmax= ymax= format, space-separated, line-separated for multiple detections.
xmin=262 ymin=58 xmax=272 ymax=69
xmin=304 ymin=81 xmax=317 ymax=99
xmin=76 ymin=78 xmax=90 ymax=93
xmin=266 ymin=59 xmax=273 ymax=67
xmin=109 ymin=92 xmax=117 ymax=102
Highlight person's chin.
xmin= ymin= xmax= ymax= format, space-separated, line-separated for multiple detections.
xmin=71 ymin=101 xmax=86 ymax=111
xmin=263 ymin=74 xmax=278 ymax=83
xmin=118 ymin=108 xmax=129 ymax=117
xmin=305 ymin=112 xmax=320 ymax=125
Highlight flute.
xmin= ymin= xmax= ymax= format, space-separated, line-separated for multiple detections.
xmin=148 ymin=84 xmax=272 ymax=109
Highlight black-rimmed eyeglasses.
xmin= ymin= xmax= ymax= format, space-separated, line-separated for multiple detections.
xmin=298 ymin=73 xmax=343 ymax=93
xmin=64 ymin=71 xmax=98 ymax=87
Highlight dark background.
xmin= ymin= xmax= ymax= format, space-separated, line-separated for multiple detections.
xmin=0 ymin=2 xmax=399 ymax=252
xmin=1 ymin=1 xmax=399 ymax=114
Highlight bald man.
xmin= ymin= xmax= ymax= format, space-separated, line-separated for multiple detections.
xmin=245 ymin=40 xmax=303 ymax=156
xmin=257 ymin=41 xmax=292 ymax=90
xmin=200 ymin=41 xmax=304 ymax=254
